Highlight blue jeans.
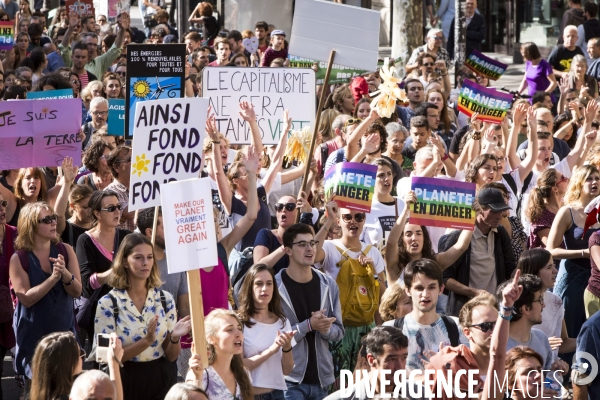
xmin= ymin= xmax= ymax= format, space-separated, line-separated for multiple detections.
xmin=284 ymin=381 xmax=329 ymax=400
xmin=255 ymin=389 xmax=285 ymax=400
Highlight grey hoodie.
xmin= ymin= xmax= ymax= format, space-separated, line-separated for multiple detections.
xmin=276 ymin=268 xmax=345 ymax=387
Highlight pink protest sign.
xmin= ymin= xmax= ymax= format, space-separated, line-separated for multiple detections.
xmin=0 ymin=99 xmax=83 ymax=169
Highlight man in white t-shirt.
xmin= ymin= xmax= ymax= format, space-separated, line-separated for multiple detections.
xmin=395 ymin=258 xmax=469 ymax=373
xmin=315 ymin=206 xmax=386 ymax=373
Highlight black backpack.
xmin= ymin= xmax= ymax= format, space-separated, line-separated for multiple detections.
xmin=502 ymin=171 xmax=534 ymax=218
xmin=393 ymin=315 xmax=460 ymax=347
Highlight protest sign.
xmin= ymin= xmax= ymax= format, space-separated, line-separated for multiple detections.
xmin=324 ymin=162 xmax=377 ymax=212
xmin=27 ymin=89 xmax=74 ymax=100
xmin=0 ymin=21 xmax=14 ymax=51
xmin=409 ymin=177 xmax=476 ymax=230
xmin=458 ymin=79 xmax=513 ymax=123
xmin=464 ymin=50 xmax=508 ymax=81
xmin=128 ymin=97 xmax=208 ymax=211
xmin=108 ymin=99 xmax=125 ymax=136
xmin=125 ymin=44 xmax=186 ymax=140
xmin=289 ymin=0 xmax=379 ymax=71
xmin=202 ymin=67 xmax=315 ymax=145
xmin=160 ymin=177 xmax=218 ymax=272
xmin=288 ymin=55 xmax=369 ymax=85
xmin=0 ymin=99 xmax=82 ymax=170
xmin=66 ymin=0 xmax=95 ymax=17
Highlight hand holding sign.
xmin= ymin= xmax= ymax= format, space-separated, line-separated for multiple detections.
xmin=242 ymin=37 xmax=258 ymax=54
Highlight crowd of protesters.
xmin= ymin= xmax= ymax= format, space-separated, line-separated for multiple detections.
xmin=2 ymin=0 xmax=600 ymax=399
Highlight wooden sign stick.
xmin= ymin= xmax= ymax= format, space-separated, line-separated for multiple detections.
xmin=296 ymin=49 xmax=336 ymax=223
xmin=187 ymin=269 xmax=208 ymax=368
xmin=150 ymin=206 xmax=159 ymax=245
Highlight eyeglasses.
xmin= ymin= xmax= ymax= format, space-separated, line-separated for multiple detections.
xmin=532 ymin=295 xmax=545 ymax=306
xmin=100 ymin=204 xmax=123 ymax=212
xmin=0 ymin=200 xmax=7 ymax=208
xmin=292 ymin=240 xmax=319 ymax=249
xmin=38 ymin=214 xmax=58 ymax=224
xmin=275 ymin=202 xmax=297 ymax=213
xmin=344 ymin=118 xmax=362 ymax=128
xmin=116 ymin=158 xmax=131 ymax=165
xmin=341 ymin=213 xmax=366 ymax=223
xmin=468 ymin=321 xmax=496 ymax=333
xmin=422 ymin=62 xmax=435 ymax=67
xmin=92 ymin=111 xmax=108 ymax=117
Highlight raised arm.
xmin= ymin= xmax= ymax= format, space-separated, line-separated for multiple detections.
xmin=557 ymin=78 xmax=569 ymax=115
xmin=431 ymin=133 xmax=456 ymax=177
xmin=61 ymin=12 xmax=79 ymax=50
xmin=113 ymin=12 xmax=130 ymax=49
xmin=238 ymin=102 xmax=264 ymax=155
xmin=260 ymin=110 xmax=291 ymax=194
xmin=206 ymin=114 xmax=233 ymax=214
xmin=435 ymin=228 xmax=473 ymax=270
xmin=384 ymin=196 xmax=412 ymax=283
xmin=566 ymin=100 xmax=599 ymax=171
xmin=346 ymin=108 xmax=381 ymax=161
xmin=220 ymin=148 xmax=260 ymax=255
xmin=314 ymin=201 xmax=338 ymax=264
xmin=514 ymin=107 xmax=538 ymax=183
xmin=436 ymin=60 xmax=452 ymax=100
xmin=55 ymin=157 xmax=77 ymax=235
xmin=507 ymin=104 xmax=527 ymax=170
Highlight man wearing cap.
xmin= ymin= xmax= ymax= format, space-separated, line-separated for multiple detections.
xmin=261 ymin=30 xmax=288 ymax=67
xmin=438 ymin=185 xmax=516 ymax=317
xmin=406 ymin=28 xmax=451 ymax=74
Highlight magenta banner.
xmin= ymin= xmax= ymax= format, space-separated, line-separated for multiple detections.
xmin=0 ymin=99 xmax=83 ymax=169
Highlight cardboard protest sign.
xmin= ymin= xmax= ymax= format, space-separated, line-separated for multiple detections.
xmin=201 ymin=67 xmax=315 ymax=145
xmin=464 ymin=50 xmax=508 ymax=81
xmin=288 ymin=55 xmax=369 ymax=85
xmin=458 ymin=79 xmax=513 ymax=124
xmin=324 ymin=162 xmax=377 ymax=212
xmin=66 ymin=0 xmax=95 ymax=17
xmin=0 ymin=99 xmax=82 ymax=169
xmin=27 ymin=89 xmax=74 ymax=100
xmin=160 ymin=177 xmax=218 ymax=273
xmin=125 ymin=44 xmax=186 ymax=140
xmin=410 ymin=177 xmax=476 ymax=230
xmin=108 ymin=99 xmax=125 ymax=136
xmin=128 ymin=97 xmax=208 ymax=211
xmin=0 ymin=21 xmax=14 ymax=51
xmin=289 ymin=0 xmax=379 ymax=71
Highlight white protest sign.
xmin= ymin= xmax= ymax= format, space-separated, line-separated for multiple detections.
xmin=160 ymin=177 xmax=218 ymax=272
xmin=289 ymin=0 xmax=380 ymax=72
xmin=202 ymin=67 xmax=315 ymax=145
xmin=128 ymin=97 xmax=208 ymax=211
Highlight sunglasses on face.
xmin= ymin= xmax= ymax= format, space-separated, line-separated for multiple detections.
xmin=556 ymin=176 xmax=569 ymax=185
xmin=100 ymin=204 xmax=123 ymax=212
xmin=275 ymin=202 xmax=297 ymax=212
xmin=341 ymin=213 xmax=366 ymax=223
xmin=468 ymin=321 xmax=496 ymax=333
xmin=0 ymin=200 xmax=6 ymax=208
xmin=38 ymin=214 xmax=58 ymax=224
xmin=422 ymin=62 xmax=435 ymax=67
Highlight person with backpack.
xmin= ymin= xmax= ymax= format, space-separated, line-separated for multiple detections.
xmin=94 ymin=233 xmax=191 ymax=400
xmin=314 ymin=205 xmax=386 ymax=374
xmin=391 ymin=258 xmax=468 ymax=373
xmin=9 ymin=201 xmax=82 ymax=394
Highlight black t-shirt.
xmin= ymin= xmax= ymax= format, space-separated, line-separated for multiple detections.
xmin=547 ymin=45 xmax=585 ymax=72
xmin=401 ymin=145 xmax=418 ymax=172
xmin=449 ymin=125 xmax=470 ymax=155
xmin=61 ymin=221 xmax=89 ymax=248
xmin=281 ymin=269 xmax=321 ymax=385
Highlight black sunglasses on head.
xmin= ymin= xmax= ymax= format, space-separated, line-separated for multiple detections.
xmin=275 ymin=202 xmax=297 ymax=212
xmin=468 ymin=321 xmax=496 ymax=333
xmin=38 ymin=214 xmax=58 ymax=224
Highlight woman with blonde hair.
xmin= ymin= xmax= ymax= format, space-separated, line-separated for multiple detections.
xmin=525 ymin=169 xmax=568 ymax=249
xmin=547 ymin=164 xmax=600 ymax=341
xmin=94 ymin=233 xmax=191 ymax=400
xmin=318 ymin=108 xmax=340 ymax=143
xmin=325 ymin=84 xmax=354 ymax=115
xmin=10 ymin=202 xmax=82 ymax=391
xmin=379 ymin=283 xmax=412 ymax=323
xmin=186 ymin=309 xmax=253 ymax=400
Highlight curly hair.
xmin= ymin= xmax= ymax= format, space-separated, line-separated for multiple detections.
xmin=464 ymin=154 xmax=498 ymax=185
xmin=379 ymin=283 xmax=410 ymax=321
xmin=33 ymin=71 xmax=72 ymax=92
xmin=83 ymin=140 xmax=114 ymax=173
xmin=362 ymin=121 xmax=388 ymax=153
xmin=586 ymin=141 xmax=600 ymax=168
xmin=525 ymin=169 xmax=560 ymax=223
xmin=564 ymin=164 xmax=599 ymax=206
xmin=237 ymin=264 xmax=287 ymax=329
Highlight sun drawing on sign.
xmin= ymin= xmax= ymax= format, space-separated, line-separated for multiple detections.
xmin=132 ymin=154 xmax=151 ymax=177
xmin=132 ymin=79 xmax=151 ymax=99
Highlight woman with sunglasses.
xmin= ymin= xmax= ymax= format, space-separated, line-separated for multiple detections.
xmin=547 ymin=164 xmax=600 ymax=344
xmin=75 ymin=190 xmax=131 ymax=342
xmin=10 ymin=202 xmax=82 ymax=391
xmin=384 ymin=191 xmax=473 ymax=283
xmin=525 ymin=169 xmax=568 ymax=249
xmin=517 ymin=248 xmax=576 ymax=359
